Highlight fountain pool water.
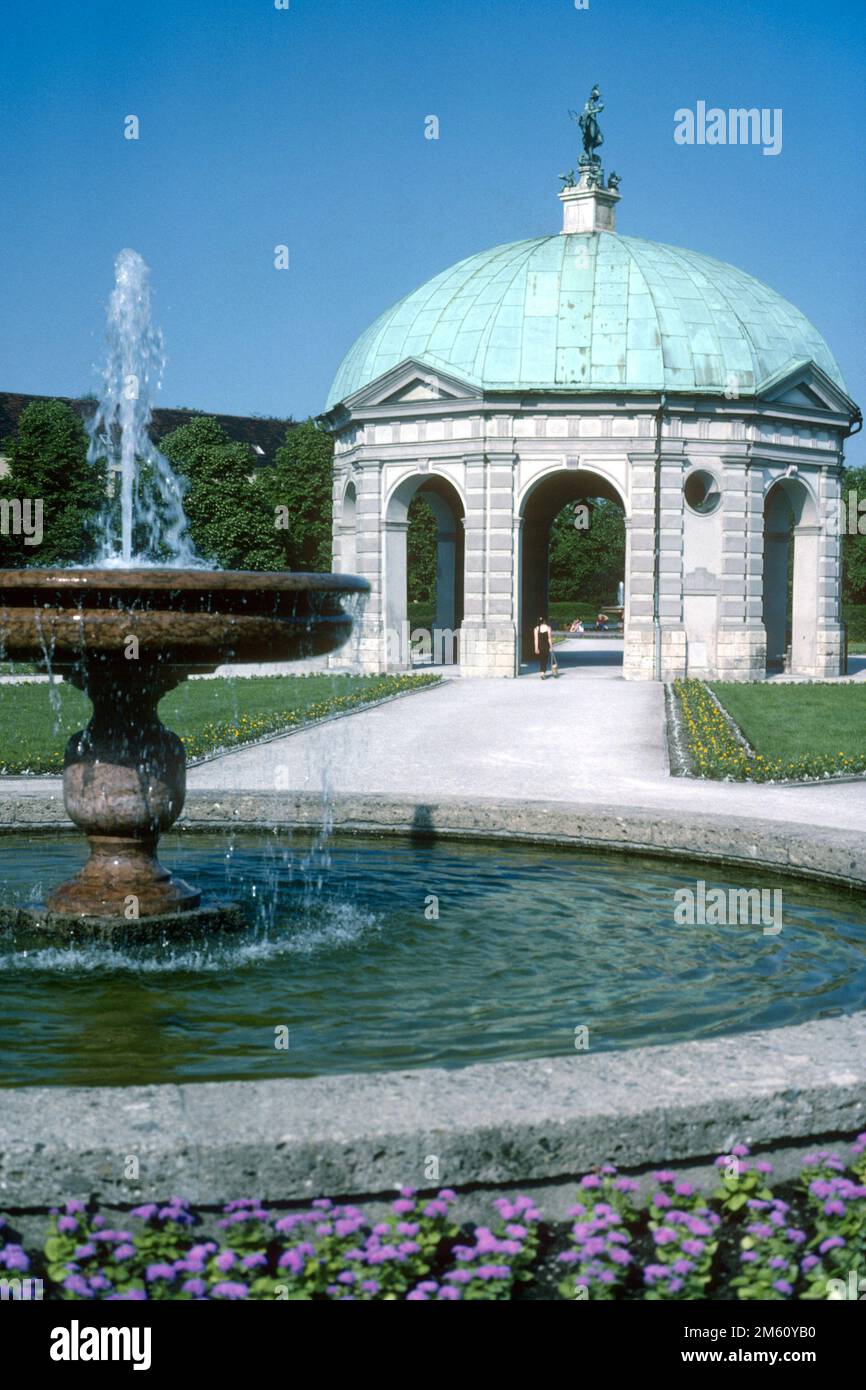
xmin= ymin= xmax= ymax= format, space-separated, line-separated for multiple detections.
xmin=2 ymin=830 xmax=865 ymax=1087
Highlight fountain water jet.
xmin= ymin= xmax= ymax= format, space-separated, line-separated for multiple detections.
xmin=0 ymin=252 xmax=367 ymax=927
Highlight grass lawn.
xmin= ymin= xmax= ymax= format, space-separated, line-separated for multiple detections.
xmin=676 ymin=678 xmax=866 ymax=781
xmin=0 ymin=672 xmax=439 ymax=776
xmin=711 ymin=682 xmax=865 ymax=762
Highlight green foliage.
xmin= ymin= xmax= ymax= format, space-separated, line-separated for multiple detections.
xmin=407 ymin=493 xmax=437 ymax=604
xmin=158 ymin=416 xmax=283 ymax=570
xmin=548 ymin=498 xmax=625 ymax=604
xmin=842 ymin=466 xmax=866 ymax=603
xmin=263 ymin=418 xmax=334 ymax=572
xmin=0 ymin=400 xmax=105 ymax=566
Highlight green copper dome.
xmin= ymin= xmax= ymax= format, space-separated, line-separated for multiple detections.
xmin=326 ymin=232 xmax=845 ymax=409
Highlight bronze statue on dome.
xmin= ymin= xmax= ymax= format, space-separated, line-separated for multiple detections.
xmin=570 ymin=85 xmax=604 ymax=167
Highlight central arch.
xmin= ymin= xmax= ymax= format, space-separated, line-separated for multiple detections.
xmin=518 ymin=468 xmax=628 ymax=663
xmin=384 ymin=473 xmax=465 ymax=668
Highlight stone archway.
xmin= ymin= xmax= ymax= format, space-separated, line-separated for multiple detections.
xmin=518 ymin=468 xmax=627 ymax=662
xmin=762 ymin=477 xmax=820 ymax=674
xmin=336 ymin=478 xmax=357 ymax=574
xmin=384 ymin=474 xmax=465 ymax=668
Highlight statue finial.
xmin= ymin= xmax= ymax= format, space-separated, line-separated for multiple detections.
xmin=569 ymin=85 xmax=605 ymax=170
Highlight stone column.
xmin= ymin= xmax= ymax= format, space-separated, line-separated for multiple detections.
xmin=715 ymin=456 xmax=767 ymax=679
xmin=814 ymin=464 xmax=846 ymax=676
xmin=460 ymin=451 xmax=518 ymax=676
xmin=383 ymin=518 xmax=410 ymax=671
xmin=622 ymin=440 xmax=686 ymax=680
xmin=332 ymin=461 xmax=386 ymax=673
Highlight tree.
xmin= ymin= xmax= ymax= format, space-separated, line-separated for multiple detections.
xmin=548 ymin=497 xmax=625 ymax=604
xmin=0 ymin=399 xmax=105 ymax=566
xmin=407 ymin=493 xmax=437 ymax=604
xmin=159 ymin=416 xmax=283 ymax=570
xmin=842 ymin=465 xmax=866 ymax=605
xmin=263 ymin=418 xmax=334 ymax=572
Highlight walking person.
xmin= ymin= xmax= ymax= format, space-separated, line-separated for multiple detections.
xmin=533 ymin=615 xmax=557 ymax=679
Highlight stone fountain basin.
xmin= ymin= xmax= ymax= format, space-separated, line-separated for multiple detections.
xmin=0 ymin=567 xmax=369 ymax=920
xmin=0 ymin=568 xmax=368 ymax=668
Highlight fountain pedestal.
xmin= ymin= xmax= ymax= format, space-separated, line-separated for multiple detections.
xmin=46 ymin=659 xmax=199 ymax=917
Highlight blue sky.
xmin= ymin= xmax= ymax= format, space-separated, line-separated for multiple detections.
xmin=1 ymin=0 xmax=863 ymax=462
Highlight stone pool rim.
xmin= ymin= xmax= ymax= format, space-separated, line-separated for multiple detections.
xmin=1 ymin=793 xmax=864 ymax=1207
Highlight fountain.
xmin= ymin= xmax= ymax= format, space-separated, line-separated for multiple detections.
xmin=0 ymin=251 xmax=367 ymax=930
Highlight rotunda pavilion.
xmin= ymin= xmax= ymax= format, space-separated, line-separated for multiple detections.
xmin=321 ymin=111 xmax=860 ymax=681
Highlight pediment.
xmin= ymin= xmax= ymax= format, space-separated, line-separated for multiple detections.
xmin=341 ymin=358 xmax=481 ymax=409
xmin=756 ymin=359 xmax=858 ymax=418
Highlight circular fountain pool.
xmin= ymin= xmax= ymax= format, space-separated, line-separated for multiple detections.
xmin=1 ymin=830 xmax=865 ymax=1087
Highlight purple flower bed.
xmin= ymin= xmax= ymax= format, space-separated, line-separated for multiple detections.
xmin=2 ymin=1134 xmax=864 ymax=1300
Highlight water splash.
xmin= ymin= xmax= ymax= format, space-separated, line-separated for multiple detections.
xmin=88 ymin=249 xmax=200 ymax=566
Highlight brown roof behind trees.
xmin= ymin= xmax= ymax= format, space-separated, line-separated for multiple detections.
xmin=0 ymin=392 xmax=293 ymax=466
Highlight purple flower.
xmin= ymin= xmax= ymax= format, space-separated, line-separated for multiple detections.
xmin=107 ymin=1289 xmax=147 ymax=1300
xmin=437 ymin=1285 xmax=461 ymax=1300
xmin=580 ymin=1174 xmax=602 ymax=1189
xmin=130 ymin=1204 xmax=158 ymax=1221
xmin=801 ymin=1254 xmax=820 ymax=1272
xmin=824 ymin=1200 xmax=846 ymax=1218
xmin=653 ymin=1227 xmax=677 ymax=1246
xmin=819 ymin=1236 xmax=845 ymax=1254
xmin=63 ymin=1274 xmax=93 ymax=1298
xmin=392 ymin=1199 xmax=414 ymax=1215
xmin=241 ymin=1253 xmax=267 ymax=1270
xmin=215 ymin=1250 xmax=236 ymax=1272
xmin=212 ymin=1281 xmax=248 ymax=1299
xmin=747 ymin=1223 xmax=774 ymax=1241
xmin=278 ymin=1249 xmax=306 ymax=1275
xmin=756 ymin=1161 xmax=774 ymax=1174
xmin=145 ymin=1263 xmax=175 ymax=1282
xmin=675 ymin=1182 xmax=694 ymax=1196
xmin=113 ymin=1244 xmax=136 ymax=1262
xmin=0 ymin=1246 xmax=29 ymax=1272
xmin=57 ymin=1216 xmax=78 ymax=1235
xmin=423 ymin=1200 xmax=448 ymax=1218
xmin=773 ymin=1280 xmax=793 ymax=1295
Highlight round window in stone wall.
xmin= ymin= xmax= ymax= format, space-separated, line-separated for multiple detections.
xmin=683 ymin=469 xmax=722 ymax=515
